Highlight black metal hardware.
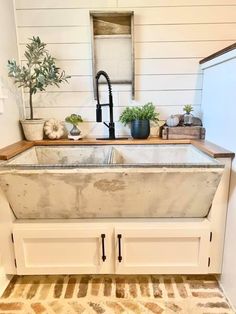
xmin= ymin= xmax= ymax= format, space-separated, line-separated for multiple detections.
xmin=96 ymin=105 xmax=102 ymax=122
xmin=95 ymin=70 xmax=115 ymax=139
xmin=208 ymin=257 xmax=211 ymax=267
xmin=95 ymin=70 xmax=127 ymax=140
xmin=101 ymin=234 xmax=106 ymax=262
xmin=210 ymin=232 xmax=213 ymax=242
xmin=117 ymin=234 xmax=122 ymax=262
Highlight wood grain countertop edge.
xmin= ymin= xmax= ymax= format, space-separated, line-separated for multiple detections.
xmin=0 ymin=138 xmax=234 ymax=160
xmin=0 ymin=141 xmax=34 ymax=160
xmin=199 ymin=42 xmax=236 ymax=65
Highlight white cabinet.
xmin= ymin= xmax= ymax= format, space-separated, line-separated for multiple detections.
xmin=13 ymin=225 xmax=113 ymax=275
xmin=115 ymin=227 xmax=210 ymax=274
xmin=12 ymin=220 xmax=211 ymax=275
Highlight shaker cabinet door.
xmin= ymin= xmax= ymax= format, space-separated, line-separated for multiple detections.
xmin=115 ymin=225 xmax=210 ymax=274
xmin=13 ymin=224 xmax=113 ymax=275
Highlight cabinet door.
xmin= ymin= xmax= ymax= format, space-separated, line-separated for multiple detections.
xmin=13 ymin=225 xmax=113 ymax=275
xmin=115 ymin=227 xmax=210 ymax=274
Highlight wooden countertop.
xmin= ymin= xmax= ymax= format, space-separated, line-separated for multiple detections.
xmin=0 ymin=138 xmax=234 ymax=160
xmin=191 ymin=140 xmax=235 ymax=159
xmin=0 ymin=141 xmax=34 ymax=160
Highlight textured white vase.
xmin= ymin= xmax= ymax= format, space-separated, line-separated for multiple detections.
xmin=20 ymin=119 xmax=45 ymax=141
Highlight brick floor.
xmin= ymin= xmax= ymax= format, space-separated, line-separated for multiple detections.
xmin=0 ymin=275 xmax=235 ymax=313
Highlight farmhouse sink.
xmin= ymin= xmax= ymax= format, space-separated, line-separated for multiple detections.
xmin=0 ymin=144 xmax=224 ymax=219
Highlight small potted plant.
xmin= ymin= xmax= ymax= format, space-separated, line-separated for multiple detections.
xmin=183 ymin=104 xmax=194 ymax=126
xmin=8 ymin=36 xmax=70 ymax=141
xmin=65 ymin=114 xmax=83 ymax=140
xmin=119 ymin=102 xmax=159 ymax=139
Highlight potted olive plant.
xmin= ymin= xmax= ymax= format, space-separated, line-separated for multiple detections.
xmin=119 ymin=102 xmax=159 ymax=139
xmin=8 ymin=36 xmax=70 ymax=140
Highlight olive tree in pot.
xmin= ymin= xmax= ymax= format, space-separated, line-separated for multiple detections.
xmin=119 ymin=102 xmax=159 ymax=139
xmin=8 ymin=36 xmax=70 ymax=141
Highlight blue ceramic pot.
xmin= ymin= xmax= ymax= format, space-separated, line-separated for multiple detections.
xmin=131 ymin=119 xmax=150 ymax=139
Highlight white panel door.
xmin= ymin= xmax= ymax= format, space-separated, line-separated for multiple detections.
xmin=13 ymin=225 xmax=113 ymax=275
xmin=115 ymin=226 xmax=210 ymax=274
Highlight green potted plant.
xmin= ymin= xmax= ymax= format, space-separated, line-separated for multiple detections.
xmin=65 ymin=113 xmax=83 ymax=140
xmin=119 ymin=102 xmax=159 ymax=139
xmin=183 ymin=104 xmax=194 ymax=126
xmin=8 ymin=36 xmax=70 ymax=140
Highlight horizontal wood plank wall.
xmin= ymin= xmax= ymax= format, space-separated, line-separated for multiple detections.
xmin=14 ymin=0 xmax=236 ymax=137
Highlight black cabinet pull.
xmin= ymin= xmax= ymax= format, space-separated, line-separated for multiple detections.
xmin=101 ymin=234 xmax=106 ymax=262
xmin=117 ymin=234 xmax=122 ymax=262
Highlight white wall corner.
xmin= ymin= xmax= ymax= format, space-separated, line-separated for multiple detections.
xmin=0 ymin=77 xmax=8 ymax=114
xmin=218 ymin=278 xmax=236 ymax=314
xmin=0 ymin=100 xmax=4 ymax=115
xmin=0 ymin=267 xmax=12 ymax=297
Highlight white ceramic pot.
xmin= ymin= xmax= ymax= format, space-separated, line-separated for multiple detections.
xmin=20 ymin=119 xmax=45 ymax=141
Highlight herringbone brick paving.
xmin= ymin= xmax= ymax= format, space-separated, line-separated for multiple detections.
xmin=0 ymin=275 xmax=235 ymax=313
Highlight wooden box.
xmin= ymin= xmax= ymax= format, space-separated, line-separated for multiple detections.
xmin=162 ymin=126 xmax=205 ymax=140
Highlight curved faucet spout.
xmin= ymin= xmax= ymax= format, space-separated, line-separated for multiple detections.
xmin=95 ymin=70 xmax=113 ymax=106
xmin=95 ymin=70 xmax=115 ymax=139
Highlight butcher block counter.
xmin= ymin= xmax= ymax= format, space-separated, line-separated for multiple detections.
xmin=0 ymin=138 xmax=234 ymax=161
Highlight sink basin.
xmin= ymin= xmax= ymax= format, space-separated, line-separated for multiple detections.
xmin=110 ymin=144 xmax=218 ymax=165
xmin=0 ymin=144 xmax=224 ymax=219
xmin=5 ymin=146 xmax=112 ymax=166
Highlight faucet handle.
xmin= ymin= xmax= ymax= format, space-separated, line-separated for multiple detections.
xmin=96 ymin=105 xmax=102 ymax=122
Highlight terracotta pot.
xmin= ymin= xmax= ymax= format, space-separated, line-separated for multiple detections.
xmin=20 ymin=119 xmax=45 ymax=141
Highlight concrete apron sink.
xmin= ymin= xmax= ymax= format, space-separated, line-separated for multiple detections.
xmin=0 ymin=144 xmax=224 ymax=219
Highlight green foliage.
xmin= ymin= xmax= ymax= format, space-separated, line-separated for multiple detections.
xmin=119 ymin=102 xmax=159 ymax=126
xmin=65 ymin=114 xmax=83 ymax=126
xmin=8 ymin=36 xmax=70 ymax=119
xmin=183 ymin=104 xmax=194 ymax=114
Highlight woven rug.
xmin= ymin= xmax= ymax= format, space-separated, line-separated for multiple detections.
xmin=0 ymin=275 xmax=234 ymax=313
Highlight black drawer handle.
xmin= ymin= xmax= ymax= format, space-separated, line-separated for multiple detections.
xmin=117 ymin=234 xmax=122 ymax=262
xmin=101 ymin=234 xmax=106 ymax=262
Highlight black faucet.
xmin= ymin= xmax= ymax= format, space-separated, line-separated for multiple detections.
xmin=95 ymin=70 xmax=115 ymax=139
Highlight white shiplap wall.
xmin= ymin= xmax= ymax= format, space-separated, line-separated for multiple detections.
xmin=0 ymin=0 xmax=22 ymax=149
xmin=14 ymin=0 xmax=236 ymax=137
